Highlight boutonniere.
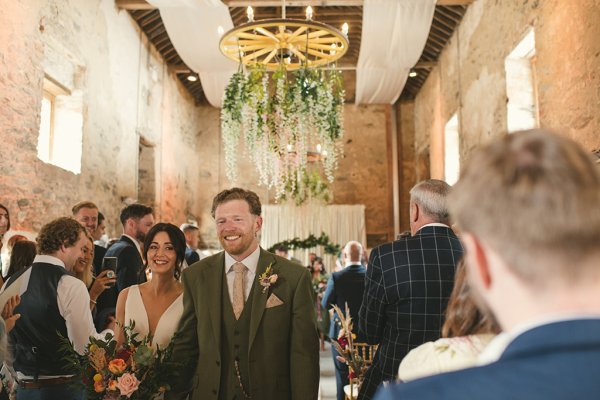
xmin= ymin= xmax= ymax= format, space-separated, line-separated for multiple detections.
xmin=258 ymin=263 xmax=278 ymax=293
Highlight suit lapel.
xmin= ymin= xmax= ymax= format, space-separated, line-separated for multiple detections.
xmin=248 ymin=248 xmax=273 ymax=350
xmin=205 ymin=252 xmax=225 ymax=349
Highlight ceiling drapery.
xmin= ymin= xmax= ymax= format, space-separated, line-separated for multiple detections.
xmin=147 ymin=0 xmax=237 ymax=107
xmin=355 ymin=0 xmax=436 ymax=104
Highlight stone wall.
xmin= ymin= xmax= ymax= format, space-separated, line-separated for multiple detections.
xmin=413 ymin=0 xmax=600 ymax=177
xmin=0 ymin=0 xmax=205 ymax=237
xmin=0 ymin=0 xmax=395 ymax=248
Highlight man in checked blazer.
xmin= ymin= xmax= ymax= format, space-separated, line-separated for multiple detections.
xmin=167 ymin=188 xmax=319 ymax=400
xmin=357 ymin=179 xmax=463 ymax=400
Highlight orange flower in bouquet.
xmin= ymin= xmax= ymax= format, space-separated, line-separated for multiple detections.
xmin=59 ymin=321 xmax=182 ymax=399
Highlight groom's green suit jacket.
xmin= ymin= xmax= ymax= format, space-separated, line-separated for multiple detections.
xmin=167 ymin=248 xmax=320 ymax=400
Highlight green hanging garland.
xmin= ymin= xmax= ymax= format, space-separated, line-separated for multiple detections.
xmin=268 ymin=232 xmax=341 ymax=256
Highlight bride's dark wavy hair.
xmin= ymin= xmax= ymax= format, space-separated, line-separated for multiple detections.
xmin=143 ymin=222 xmax=186 ymax=280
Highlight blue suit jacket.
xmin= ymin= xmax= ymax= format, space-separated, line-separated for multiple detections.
xmin=185 ymin=247 xmax=200 ymax=266
xmin=374 ymin=319 xmax=600 ymax=400
xmin=321 ymin=264 xmax=366 ymax=341
xmin=358 ymin=226 xmax=463 ymax=399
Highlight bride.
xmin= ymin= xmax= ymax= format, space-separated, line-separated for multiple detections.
xmin=115 ymin=222 xmax=185 ymax=350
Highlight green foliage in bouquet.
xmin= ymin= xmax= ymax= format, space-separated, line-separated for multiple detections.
xmin=58 ymin=321 xmax=181 ymax=399
xmin=267 ymin=232 xmax=341 ymax=256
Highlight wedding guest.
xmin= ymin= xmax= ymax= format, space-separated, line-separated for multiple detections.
xmin=180 ymin=223 xmax=201 ymax=266
xmin=115 ymin=223 xmax=184 ymax=350
xmin=398 ymin=260 xmax=500 ymax=382
xmin=71 ymin=201 xmax=106 ymax=275
xmin=374 ymin=130 xmax=600 ymax=400
xmin=0 ymin=205 xmax=10 ymax=276
xmin=168 ymin=187 xmax=319 ymax=400
xmin=310 ymin=257 xmax=330 ymax=351
xmin=96 ymin=203 xmax=154 ymax=331
xmin=322 ymin=241 xmax=367 ymax=400
xmin=5 ymin=240 xmax=36 ymax=281
xmin=73 ymin=234 xmax=115 ymax=312
xmin=5 ymin=217 xmax=112 ymax=398
xmin=358 ymin=179 xmax=463 ymax=400
xmin=93 ymin=211 xmax=107 ymax=248
xmin=0 ymin=295 xmax=22 ymax=399
xmin=275 ymin=245 xmax=302 ymax=264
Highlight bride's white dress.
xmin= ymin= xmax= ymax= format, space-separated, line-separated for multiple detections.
xmin=124 ymin=284 xmax=184 ymax=350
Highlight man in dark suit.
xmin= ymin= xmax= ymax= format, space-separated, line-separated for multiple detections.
xmin=168 ymin=188 xmax=319 ymax=400
xmin=180 ymin=223 xmax=201 ymax=265
xmin=358 ymin=179 xmax=463 ymax=400
xmin=95 ymin=203 xmax=154 ymax=329
xmin=375 ymin=130 xmax=600 ymax=400
xmin=322 ymin=240 xmax=367 ymax=400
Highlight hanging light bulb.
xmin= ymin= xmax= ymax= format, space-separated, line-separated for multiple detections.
xmin=342 ymin=23 xmax=349 ymax=36
xmin=330 ymin=43 xmax=337 ymax=56
xmin=247 ymin=6 xmax=254 ymax=22
xmin=316 ymin=143 xmax=322 ymax=153
xmin=306 ymin=6 xmax=313 ymax=21
xmin=286 ymin=144 xmax=293 ymax=152
xmin=217 ymin=26 xmax=224 ymax=37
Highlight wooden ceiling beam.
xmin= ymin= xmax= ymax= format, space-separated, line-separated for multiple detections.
xmin=116 ymin=0 xmax=155 ymax=10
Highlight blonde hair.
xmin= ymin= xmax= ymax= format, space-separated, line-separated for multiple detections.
xmin=448 ymin=129 xmax=600 ymax=287
xmin=75 ymin=233 xmax=95 ymax=287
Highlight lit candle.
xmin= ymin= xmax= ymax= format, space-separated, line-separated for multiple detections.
xmin=247 ymin=6 xmax=254 ymax=22
xmin=342 ymin=23 xmax=349 ymax=36
xmin=306 ymin=6 xmax=313 ymax=20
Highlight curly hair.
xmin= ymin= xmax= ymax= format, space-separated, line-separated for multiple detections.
xmin=143 ymin=223 xmax=186 ymax=280
xmin=210 ymin=188 xmax=262 ymax=218
xmin=37 ymin=217 xmax=86 ymax=255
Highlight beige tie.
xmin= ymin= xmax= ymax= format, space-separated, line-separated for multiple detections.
xmin=232 ymin=262 xmax=247 ymax=320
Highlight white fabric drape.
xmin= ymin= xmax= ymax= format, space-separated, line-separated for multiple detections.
xmin=147 ymin=0 xmax=237 ymax=107
xmin=355 ymin=0 xmax=436 ymax=104
xmin=260 ymin=204 xmax=366 ymax=274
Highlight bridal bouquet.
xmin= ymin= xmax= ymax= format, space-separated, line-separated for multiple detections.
xmin=59 ymin=322 xmax=180 ymax=399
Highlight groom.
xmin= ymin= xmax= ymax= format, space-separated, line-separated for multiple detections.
xmin=168 ymin=188 xmax=319 ymax=400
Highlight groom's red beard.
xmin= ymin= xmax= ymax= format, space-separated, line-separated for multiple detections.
xmin=219 ymin=230 xmax=254 ymax=256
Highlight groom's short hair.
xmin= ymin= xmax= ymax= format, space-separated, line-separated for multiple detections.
xmin=448 ymin=129 xmax=600 ymax=287
xmin=211 ymin=188 xmax=262 ymax=218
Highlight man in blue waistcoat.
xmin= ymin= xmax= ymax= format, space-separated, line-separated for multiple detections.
xmin=7 ymin=217 xmax=112 ymax=400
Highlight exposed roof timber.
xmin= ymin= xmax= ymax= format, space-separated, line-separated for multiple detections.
xmin=117 ymin=0 xmax=474 ymax=9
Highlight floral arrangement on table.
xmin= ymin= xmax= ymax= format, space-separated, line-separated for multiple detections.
xmin=221 ymin=64 xmax=345 ymax=205
xmin=267 ymin=232 xmax=341 ymax=256
xmin=331 ymin=304 xmax=369 ymax=392
xmin=59 ymin=322 xmax=180 ymax=399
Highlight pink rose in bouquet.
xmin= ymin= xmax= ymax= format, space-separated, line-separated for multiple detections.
xmin=117 ymin=373 xmax=140 ymax=398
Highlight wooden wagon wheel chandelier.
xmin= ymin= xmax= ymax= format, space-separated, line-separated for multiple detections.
xmin=219 ymin=1 xmax=349 ymax=71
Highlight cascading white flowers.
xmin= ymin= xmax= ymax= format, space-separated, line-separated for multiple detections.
xmin=221 ymin=65 xmax=345 ymax=205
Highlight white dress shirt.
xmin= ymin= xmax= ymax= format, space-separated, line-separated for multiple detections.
xmin=224 ymin=246 xmax=260 ymax=303
xmin=16 ymin=255 xmax=113 ymax=379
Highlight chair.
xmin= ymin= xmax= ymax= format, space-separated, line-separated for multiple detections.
xmin=344 ymin=342 xmax=378 ymax=400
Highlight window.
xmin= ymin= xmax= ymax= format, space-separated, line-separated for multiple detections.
xmin=505 ymin=28 xmax=538 ymax=133
xmin=37 ymin=76 xmax=83 ymax=174
xmin=444 ymin=113 xmax=460 ymax=185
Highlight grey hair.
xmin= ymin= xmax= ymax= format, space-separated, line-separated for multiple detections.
xmin=343 ymin=241 xmax=363 ymax=262
xmin=409 ymin=179 xmax=451 ymax=223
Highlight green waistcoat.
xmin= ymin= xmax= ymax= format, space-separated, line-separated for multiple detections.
xmin=219 ymin=273 xmax=255 ymax=400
